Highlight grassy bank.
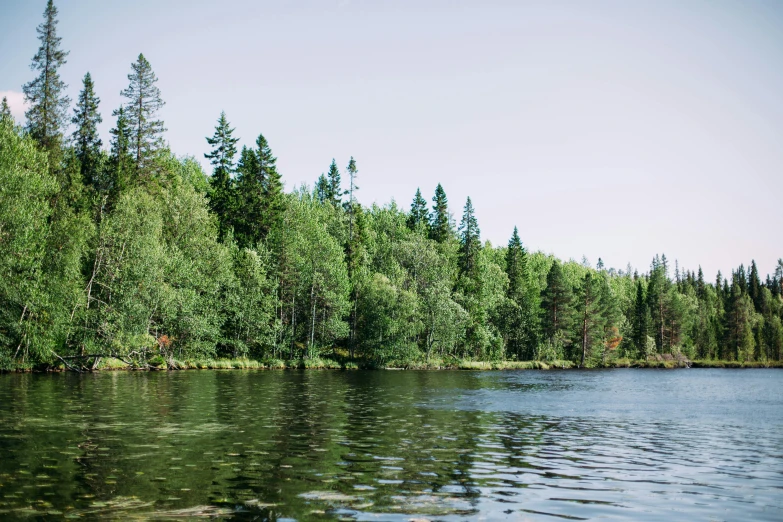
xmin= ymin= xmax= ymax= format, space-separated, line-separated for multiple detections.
xmin=4 ymin=356 xmax=783 ymax=373
xmin=690 ymin=359 xmax=783 ymax=368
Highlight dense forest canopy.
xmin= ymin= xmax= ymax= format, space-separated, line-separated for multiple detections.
xmin=1 ymin=1 xmax=782 ymax=370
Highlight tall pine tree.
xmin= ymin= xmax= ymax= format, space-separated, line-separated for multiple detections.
xmin=458 ymin=197 xmax=480 ymax=278
xmin=23 ymin=0 xmax=70 ymax=153
xmin=0 ymin=97 xmax=12 ymax=124
xmin=205 ymin=111 xmax=239 ymax=241
xmin=506 ymin=227 xmax=527 ymax=303
xmin=325 ymin=159 xmax=343 ymax=206
xmin=540 ymin=260 xmax=574 ymax=348
xmin=407 ymin=188 xmax=430 ymax=232
xmin=71 ymin=72 xmax=102 ymax=189
xmin=106 ymin=106 xmax=135 ymax=198
xmin=235 ymin=134 xmax=282 ymax=246
xmin=345 ymin=157 xmax=359 ymax=237
xmin=262 ymin=140 xmax=284 ymax=238
xmin=749 ymin=260 xmax=762 ymax=311
xmin=315 ymin=174 xmax=329 ymax=204
xmin=429 ymin=183 xmax=452 ymax=243
xmin=120 ymin=53 xmax=165 ymax=175
xmin=631 ymin=278 xmax=648 ymax=358
xmin=503 ymin=226 xmax=535 ymax=359
xmin=575 ymin=272 xmax=604 ymax=367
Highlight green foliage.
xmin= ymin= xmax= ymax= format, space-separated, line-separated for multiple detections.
xmin=0 ymin=119 xmax=57 ymax=364
xmin=4 ymin=4 xmax=782 ymax=370
xmin=407 ymin=188 xmax=429 ymax=232
xmin=121 ymin=53 xmax=166 ymax=175
xmin=0 ymin=97 xmax=11 ymax=124
xmin=222 ymin=245 xmax=277 ymax=358
xmin=205 ymin=111 xmax=239 ymax=241
xmin=429 ymin=183 xmax=452 ymax=243
xmin=23 ymin=0 xmax=70 ymax=153
xmin=71 ymin=72 xmax=103 ymax=189
xmin=107 ymin=106 xmax=133 ymax=201
xmin=325 ymin=159 xmax=344 ymax=206
xmin=458 ymin=197 xmax=481 ymax=279
xmin=235 ymin=134 xmax=283 ymax=246
xmin=540 ymin=260 xmax=575 ymax=349
xmin=270 ymin=193 xmax=351 ymax=360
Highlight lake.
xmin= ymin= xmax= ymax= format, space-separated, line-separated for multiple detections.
xmin=0 ymin=369 xmax=781 ymax=520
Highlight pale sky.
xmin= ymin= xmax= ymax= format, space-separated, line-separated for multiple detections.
xmin=1 ymin=0 xmax=781 ymax=280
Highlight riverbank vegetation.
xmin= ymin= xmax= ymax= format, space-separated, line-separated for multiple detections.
xmin=2 ymin=1 xmax=783 ymax=372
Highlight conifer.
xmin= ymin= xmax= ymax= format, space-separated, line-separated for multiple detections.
xmin=458 ymin=197 xmax=481 ymax=277
xmin=23 ymin=0 xmax=70 ymax=152
xmin=540 ymin=260 xmax=575 ymax=346
xmin=315 ymin=174 xmax=329 ymax=204
xmin=235 ymin=134 xmax=282 ymax=245
xmin=0 ymin=97 xmax=11 ymax=124
xmin=325 ymin=159 xmax=344 ymax=206
xmin=407 ymin=188 xmax=429 ymax=231
xmin=108 ymin=106 xmax=133 ymax=199
xmin=205 ymin=111 xmax=239 ymax=240
xmin=121 ymin=53 xmax=166 ymax=174
xmin=505 ymin=227 xmax=527 ymax=304
xmin=429 ymin=183 xmax=452 ymax=243
xmin=71 ymin=72 xmax=103 ymax=188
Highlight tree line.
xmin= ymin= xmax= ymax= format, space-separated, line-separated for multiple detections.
xmin=1 ymin=1 xmax=782 ymax=370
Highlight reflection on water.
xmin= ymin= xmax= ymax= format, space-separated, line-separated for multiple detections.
xmin=0 ymin=369 xmax=781 ymax=520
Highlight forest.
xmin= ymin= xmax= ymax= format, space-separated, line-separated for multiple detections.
xmin=1 ymin=1 xmax=782 ymax=372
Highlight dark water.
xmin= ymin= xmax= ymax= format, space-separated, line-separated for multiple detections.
xmin=0 ymin=369 xmax=781 ymax=520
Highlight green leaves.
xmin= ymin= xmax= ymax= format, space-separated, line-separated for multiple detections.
xmin=0 ymin=120 xmax=57 ymax=363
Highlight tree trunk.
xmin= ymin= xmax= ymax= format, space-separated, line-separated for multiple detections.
xmin=310 ymin=282 xmax=316 ymax=357
xmin=581 ymin=314 xmax=587 ymax=368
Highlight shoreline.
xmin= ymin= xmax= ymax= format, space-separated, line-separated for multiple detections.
xmin=3 ymin=357 xmax=782 ymax=373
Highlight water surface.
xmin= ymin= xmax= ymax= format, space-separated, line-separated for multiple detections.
xmin=0 ymin=369 xmax=781 ymax=520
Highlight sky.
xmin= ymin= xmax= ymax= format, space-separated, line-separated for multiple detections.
xmin=1 ymin=0 xmax=781 ymax=280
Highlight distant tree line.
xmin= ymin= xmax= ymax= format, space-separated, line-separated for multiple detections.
xmin=1 ymin=1 xmax=781 ymax=370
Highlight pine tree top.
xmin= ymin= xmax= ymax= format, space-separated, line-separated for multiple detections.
xmin=23 ymin=0 xmax=70 ymax=149
xmin=0 ymin=97 xmax=11 ymax=123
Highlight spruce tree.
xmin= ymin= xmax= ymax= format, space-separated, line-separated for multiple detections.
xmin=315 ymin=174 xmax=329 ymax=204
xmin=205 ymin=111 xmax=239 ymax=241
xmin=71 ymin=72 xmax=103 ymax=188
xmin=503 ymin=226 xmax=535 ymax=360
xmin=736 ymin=264 xmax=747 ymax=294
xmin=631 ymin=279 xmax=648 ymax=357
xmin=407 ymin=188 xmax=430 ymax=232
xmin=727 ymin=274 xmax=755 ymax=360
xmin=697 ymin=266 xmax=706 ymax=299
xmin=235 ymin=145 xmax=261 ymax=247
xmin=458 ymin=197 xmax=481 ymax=277
xmin=262 ymin=140 xmax=284 ymax=238
xmin=0 ymin=97 xmax=11 ymax=124
xmin=540 ymin=260 xmax=574 ymax=347
xmin=749 ymin=260 xmax=762 ymax=311
xmin=430 ymin=183 xmax=452 ymax=243
xmin=505 ymin=226 xmax=527 ymax=303
xmin=235 ymin=134 xmax=282 ymax=246
xmin=325 ymin=159 xmax=343 ymax=206
xmin=23 ymin=0 xmax=70 ymax=152
xmin=108 ymin=106 xmax=133 ymax=200
xmin=120 ymin=53 xmax=166 ymax=174
xmin=774 ymin=259 xmax=783 ymax=297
